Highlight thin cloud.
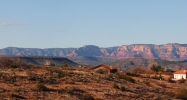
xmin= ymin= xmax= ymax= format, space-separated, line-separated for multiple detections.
xmin=0 ymin=22 xmax=28 ymax=26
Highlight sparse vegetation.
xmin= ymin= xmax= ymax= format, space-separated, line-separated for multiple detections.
xmin=82 ymin=93 xmax=94 ymax=100
xmin=175 ymin=89 xmax=187 ymax=99
xmin=178 ymin=78 xmax=186 ymax=83
xmin=142 ymin=80 xmax=151 ymax=86
xmin=167 ymin=78 xmax=175 ymax=83
xmin=112 ymin=83 xmax=120 ymax=89
xmin=120 ymin=86 xmax=126 ymax=91
xmin=10 ymin=93 xmax=26 ymax=99
xmin=36 ymin=83 xmax=49 ymax=91
xmin=0 ymin=56 xmax=186 ymax=100
xmin=150 ymin=64 xmax=164 ymax=72
xmin=126 ymin=72 xmax=141 ymax=77
xmin=116 ymin=73 xmax=135 ymax=83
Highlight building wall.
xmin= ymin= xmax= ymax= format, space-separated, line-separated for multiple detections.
xmin=174 ymin=74 xmax=186 ymax=79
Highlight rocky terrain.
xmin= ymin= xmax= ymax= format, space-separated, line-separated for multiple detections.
xmin=1 ymin=43 xmax=187 ymax=60
xmin=0 ymin=57 xmax=187 ymax=100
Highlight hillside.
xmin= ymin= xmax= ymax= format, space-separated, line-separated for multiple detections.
xmin=0 ymin=56 xmax=78 ymax=67
xmin=0 ymin=61 xmax=184 ymax=99
xmin=67 ymin=56 xmax=117 ymax=66
xmin=0 ymin=47 xmax=76 ymax=56
xmin=1 ymin=43 xmax=187 ymax=60
xmin=0 ymin=57 xmax=187 ymax=99
xmin=110 ymin=58 xmax=187 ymax=70
xmin=2 ymin=56 xmax=187 ymax=71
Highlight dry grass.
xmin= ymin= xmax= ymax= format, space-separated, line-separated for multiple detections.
xmin=0 ymin=57 xmax=187 ymax=99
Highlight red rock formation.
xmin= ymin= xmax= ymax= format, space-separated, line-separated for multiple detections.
xmin=2 ymin=43 xmax=187 ymax=60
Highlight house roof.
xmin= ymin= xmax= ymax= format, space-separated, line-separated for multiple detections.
xmin=173 ymin=70 xmax=187 ymax=74
xmin=90 ymin=64 xmax=114 ymax=71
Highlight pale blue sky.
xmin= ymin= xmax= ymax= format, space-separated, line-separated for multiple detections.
xmin=0 ymin=0 xmax=186 ymax=48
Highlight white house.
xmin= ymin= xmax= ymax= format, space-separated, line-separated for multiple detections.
xmin=173 ymin=70 xmax=187 ymax=80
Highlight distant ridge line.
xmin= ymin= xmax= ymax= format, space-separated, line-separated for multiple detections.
xmin=1 ymin=43 xmax=187 ymax=60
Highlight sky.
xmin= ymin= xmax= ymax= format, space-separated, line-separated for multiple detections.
xmin=0 ymin=0 xmax=187 ymax=49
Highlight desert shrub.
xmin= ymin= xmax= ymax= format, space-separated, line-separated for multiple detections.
xmin=157 ymin=83 xmax=166 ymax=88
xmin=106 ymin=74 xmax=115 ymax=81
xmin=74 ymin=77 xmax=89 ymax=83
xmin=116 ymin=73 xmax=135 ymax=83
xmin=61 ymin=63 xmax=69 ymax=70
xmin=132 ymin=67 xmax=145 ymax=74
xmin=167 ymin=78 xmax=175 ymax=83
xmin=48 ymin=67 xmax=64 ymax=78
xmin=0 ymin=57 xmax=13 ymax=67
xmin=82 ymin=94 xmax=94 ymax=100
xmin=56 ymin=88 xmax=66 ymax=93
xmin=66 ymin=87 xmax=85 ymax=96
xmin=36 ymin=83 xmax=49 ymax=91
xmin=95 ymin=69 xmax=108 ymax=74
xmin=94 ymin=98 xmax=104 ymax=100
xmin=44 ymin=77 xmax=57 ymax=84
xmin=10 ymin=93 xmax=25 ymax=99
xmin=175 ymin=89 xmax=187 ymax=99
xmin=0 ymin=57 xmax=32 ymax=68
xmin=178 ymin=78 xmax=186 ymax=83
xmin=10 ymin=64 xmax=19 ymax=68
xmin=120 ymin=86 xmax=126 ymax=91
xmin=27 ymin=72 xmax=38 ymax=81
xmin=0 ymin=72 xmax=3 ymax=77
xmin=126 ymin=72 xmax=140 ymax=77
xmin=9 ymin=76 xmax=17 ymax=83
xmin=142 ymin=80 xmax=151 ymax=86
xmin=166 ymin=91 xmax=175 ymax=98
xmin=50 ymin=63 xmax=55 ymax=66
xmin=112 ymin=83 xmax=120 ymax=89
xmin=12 ymin=88 xmax=21 ymax=93
xmin=65 ymin=81 xmax=76 ymax=84
xmin=150 ymin=64 xmax=163 ymax=72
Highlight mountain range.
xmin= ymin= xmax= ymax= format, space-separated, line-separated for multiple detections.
xmin=1 ymin=43 xmax=187 ymax=60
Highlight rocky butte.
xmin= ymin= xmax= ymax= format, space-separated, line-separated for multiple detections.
xmin=1 ymin=43 xmax=187 ymax=60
